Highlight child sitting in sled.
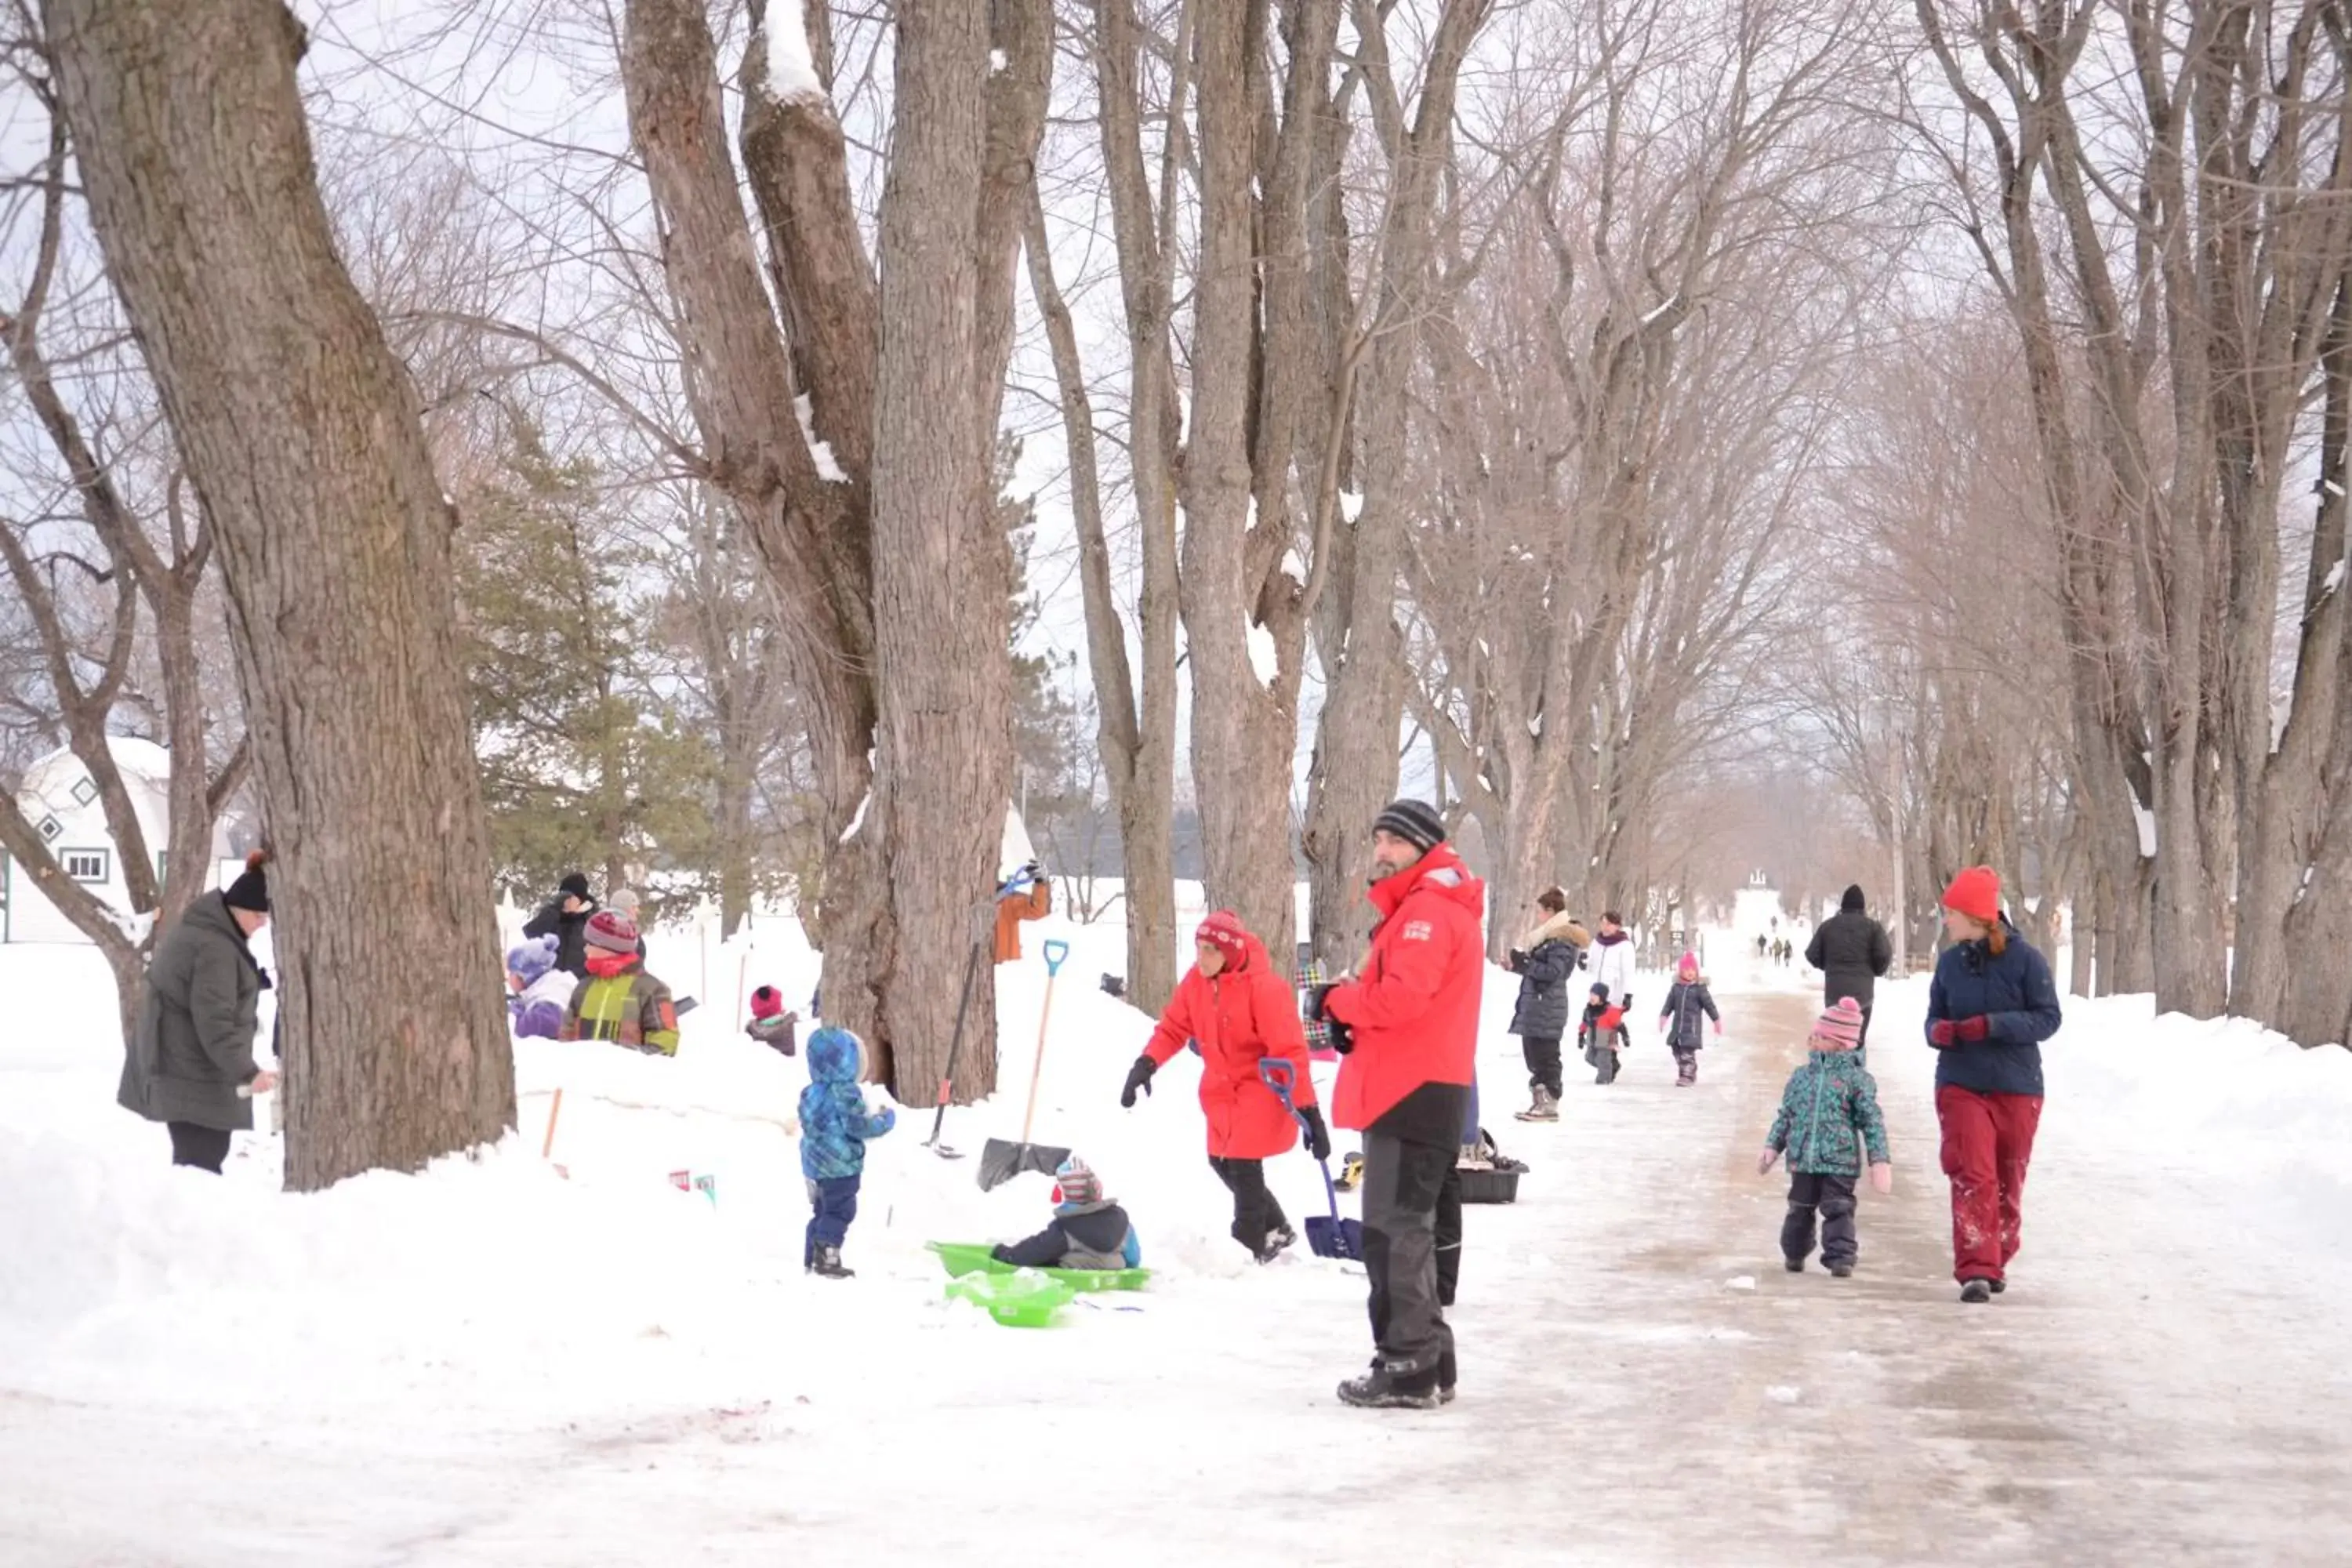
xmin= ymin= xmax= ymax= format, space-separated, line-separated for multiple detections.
xmin=990 ymin=1154 xmax=1142 ymax=1271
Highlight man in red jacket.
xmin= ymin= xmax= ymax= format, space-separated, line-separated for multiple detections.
xmin=1316 ymin=798 xmax=1484 ymax=1410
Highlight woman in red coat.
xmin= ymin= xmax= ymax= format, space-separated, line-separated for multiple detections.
xmin=1120 ymin=911 xmax=1330 ymax=1261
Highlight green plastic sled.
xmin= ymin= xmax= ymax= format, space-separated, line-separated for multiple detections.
xmin=927 ymin=1240 xmax=1152 ymax=1293
xmin=945 ymin=1269 xmax=1076 ymax=1327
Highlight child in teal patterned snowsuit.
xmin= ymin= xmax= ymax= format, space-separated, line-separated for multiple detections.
xmin=1759 ymin=996 xmax=1892 ymax=1276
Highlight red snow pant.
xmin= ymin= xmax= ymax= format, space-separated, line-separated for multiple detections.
xmin=1935 ymin=1085 xmax=2043 ymax=1283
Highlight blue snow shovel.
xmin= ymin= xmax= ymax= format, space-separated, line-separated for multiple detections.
xmin=1258 ymin=1058 xmax=1363 ymax=1261
xmin=978 ymin=938 xmax=1075 ymax=1191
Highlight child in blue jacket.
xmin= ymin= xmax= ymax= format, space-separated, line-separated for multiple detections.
xmin=799 ymin=1025 xmax=896 ymax=1278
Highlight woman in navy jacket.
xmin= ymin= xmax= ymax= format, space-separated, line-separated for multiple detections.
xmin=1926 ymin=866 xmax=2063 ymax=1303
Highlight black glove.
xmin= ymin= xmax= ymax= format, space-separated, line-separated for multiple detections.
xmin=1298 ymin=1103 xmax=1332 ymax=1161
xmin=1120 ymin=1054 xmax=1156 ymax=1108
xmin=1304 ymin=982 xmax=1338 ymax=1022
xmin=1506 ymin=948 xmax=1526 ymax=972
xmin=1327 ymin=1015 xmax=1355 ymax=1054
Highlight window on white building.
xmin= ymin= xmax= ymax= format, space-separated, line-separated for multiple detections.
xmin=37 ymin=816 xmax=62 ymax=843
xmin=71 ymin=777 xmax=99 ymax=807
xmin=63 ymin=849 xmax=108 ymax=884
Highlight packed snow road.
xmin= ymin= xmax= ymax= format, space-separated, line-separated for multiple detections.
xmin=3 ymin=956 xmax=2348 ymax=1566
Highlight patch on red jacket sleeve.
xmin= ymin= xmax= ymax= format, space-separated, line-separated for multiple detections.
xmin=1403 ymin=920 xmax=1433 ymax=942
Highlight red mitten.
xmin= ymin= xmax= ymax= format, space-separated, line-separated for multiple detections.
xmin=1927 ymin=1020 xmax=1956 ymax=1047
xmin=1954 ymin=1014 xmax=1991 ymax=1044
xmin=1712 ymin=1019 xmax=1725 ymax=1036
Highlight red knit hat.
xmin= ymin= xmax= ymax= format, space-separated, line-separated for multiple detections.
xmin=584 ymin=909 xmax=640 ymax=954
xmin=1942 ymin=866 xmax=2002 ymax=924
xmin=1196 ymin=910 xmax=1250 ymax=967
xmin=750 ymin=985 xmax=786 ymax=1021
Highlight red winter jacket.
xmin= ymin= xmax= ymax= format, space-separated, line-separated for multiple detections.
xmin=1142 ymin=929 xmax=1316 ymax=1160
xmin=1324 ymin=844 xmax=1486 ymax=1132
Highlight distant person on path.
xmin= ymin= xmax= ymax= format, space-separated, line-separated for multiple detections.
xmin=1657 ymin=952 xmax=1722 ymax=1087
xmin=1759 ymin=996 xmax=1892 ymax=1276
xmin=1926 ymin=866 xmax=2063 ymax=1305
xmin=1123 ymin=910 xmax=1324 ymax=1263
xmin=1315 ymin=799 xmax=1483 ymax=1410
xmin=118 ymin=851 xmax=276 ymax=1173
xmin=1579 ymin=983 xmax=1627 ymax=1084
xmin=993 ymin=861 xmax=1051 ymax=964
xmin=1589 ymin=910 xmax=1636 ymax=1051
xmin=523 ymin=872 xmax=598 ymax=980
xmin=1806 ymin=885 xmax=1893 ymax=1058
xmin=557 ymin=910 xmax=681 ymax=1055
xmin=1504 ymin=887 xmax=1588 ymax=1121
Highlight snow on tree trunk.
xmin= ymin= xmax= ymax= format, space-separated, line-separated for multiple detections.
xmin=45 ymin=0 xmax=514 ymax=1189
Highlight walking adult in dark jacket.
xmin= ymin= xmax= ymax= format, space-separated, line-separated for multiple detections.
xmin=118 ymin=853 xmax=276 ymax=1172
xmin=1806 ymin=885 xmax=1893 ymax=1054
xmin=1504 ymin=887 xmax=1588 ymax=1121
xmin=523 ymin=872 xmax=597 ymax=980
xmin=1926 ymin=866 xmax=2063 ymax=1305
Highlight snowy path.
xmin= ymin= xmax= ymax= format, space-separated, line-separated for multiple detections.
xmin=6 ymin=967 xmax=2351 ymax=1566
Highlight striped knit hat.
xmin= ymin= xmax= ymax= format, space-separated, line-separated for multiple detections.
xmin=1052 ymin=1155 xmax=1102 ymax=1208
xmin=584 ymin=909 xmax=640 ymax=955
xmin=1812 ymin=996 xmax=1865 ymax=1053
xmin=1373 ymin=799 xmax=1446 ymax=855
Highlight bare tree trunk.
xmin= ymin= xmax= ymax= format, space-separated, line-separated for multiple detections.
xmin=45 ymin=0 xmax=514 ymax=1189
xmin=862 ymin=0 xmax=1044 ymax=1096
xmin=1022 ymin=183 xmax=1178 ymax=1012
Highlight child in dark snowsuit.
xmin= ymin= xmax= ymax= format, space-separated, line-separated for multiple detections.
xmin=990 ymin=1155 xmax=1143 ymax=1270
xmin=1656 ymin=952 xmax=1722 ymax=1087
xmin=799 ymin=1025 xmax=896 ymax=1278
xmin=746 ymin=984 xmax=798 ymax=1056
xmin=1759 ymin=996 xmax=1892 ymax=1276
xmin=1577 ymin=984 xmax=1626 ymax=1085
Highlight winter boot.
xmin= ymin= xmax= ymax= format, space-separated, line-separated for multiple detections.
xmin=810 ymin=1245 xmax=855 ymax=1279
xmin=1828 ymin=1261 xmax=1853 ymax=1279
xmin=1675 ymin=1051 xmax=1697 ymax=1087
xmin=1334 ymin=1153 xmax=1364 ymax=1193
xmin=1338 ymin=1358 xmax=1442 ymax=1410
xmin=1988 ymin=1279 xmax=2007 ymax=1294
xmin=1256 ymin=1225 xmax=1298 ymax=1265
xmin=1959 ymin=1278 xmax=1993 ymax=1304
xmin=1783 ymin=1257 xmax=1806 ymax=1273
xmin=1515 ymin=1087 xmax=1559 ymax=1123
xmin=1438 ymin=1348 xmax=1457 ymax=1406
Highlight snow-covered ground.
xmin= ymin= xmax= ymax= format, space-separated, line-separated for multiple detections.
xmin=4 ymin=914 xmax=2350 ymax=1565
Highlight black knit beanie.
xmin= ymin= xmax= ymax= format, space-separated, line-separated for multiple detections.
xmin=1373 ymin=799 xmax=1446 ymax=855
xmin=223 ymin=850 xmax=270 ymax=913
xmin=1841 ymin=884 xmax=1867 ymax=913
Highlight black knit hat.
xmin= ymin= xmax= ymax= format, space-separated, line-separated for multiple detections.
xmin=223 ymin=849 xmax=270 ymax=914
xmin=1373 ymin=799 xmax=1446 ymax=855
xmin=559 ymin=871 xmax=591 ymax=902
xmin=1842 ymin=884 xmax=1867 ymax=913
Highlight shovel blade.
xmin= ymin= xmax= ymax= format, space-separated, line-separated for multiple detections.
xmin=1305 ymin=1215 xmax=1364 ymax=1261
xmin=976 ymin=1138 xmax=1072 ymax=1192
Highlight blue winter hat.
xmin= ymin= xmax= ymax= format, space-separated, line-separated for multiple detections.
xmin=506 ymin=934 xmax=560 ymax=984
xmin=807 ymin=1025 xmax=866 ymax=1084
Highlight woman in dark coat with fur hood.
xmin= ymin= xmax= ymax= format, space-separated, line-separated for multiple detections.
xmin=118 ymin=851 xmax=276 ymax=1173
xmin=1504 ymin=887 xmax=1589 ymax=1122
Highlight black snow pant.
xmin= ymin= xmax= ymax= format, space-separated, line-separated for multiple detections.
xmin=1520 ymin=1034 xmax=1563 ymax=1099
xmin=1782 ymin=1171 xmax=1859 ymax=1269
xmin=1210 ymin=1156 xmax=1289 ymax=1256
xmin=1583 ymin=1023 xmax=1621 ymax=1085
xmin=1436 ymin=1164 xmax=1463 ymax=1308
xmin=1361 ymin=1129 xmax=1456 ymax=1385
xmin=1856 ymin=1003 xmax=1873 ymax=1073
xmin=168 ymin=1121 xmax=231 ymax=1174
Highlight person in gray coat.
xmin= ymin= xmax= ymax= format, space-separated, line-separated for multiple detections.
xmin=1503 ymin=887 xmax=1588 ymax=1121
xmin=118 ymin=851 xmax=275 ymax=1173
